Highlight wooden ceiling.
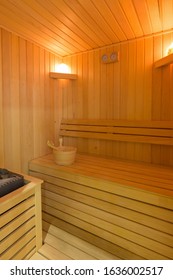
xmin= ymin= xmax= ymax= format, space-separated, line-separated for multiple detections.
xmin=0 ymin=0 xmax=173 ymax=57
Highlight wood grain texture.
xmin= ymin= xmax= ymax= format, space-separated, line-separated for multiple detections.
xmin=0 ymin=175 xmax=43 ymax=260
xmin=36 ymin=222 xmax=120 ymax=260
xmin=29 ymin=154 xmax=173 ymax=260
xmin=0 ymin=1 xmax=173 ymax=56
xmin=0 ymin=27 xmax=61 ymax=173
xmin=61 ymin=31 xmax=173 ymax=165
xmin=60 ymin=119 xmax=173 ymax=145
xmin=1 ymin=27 xmax=173 ymax=171
xmin=0 ymin=30 xmax=4 ymax=167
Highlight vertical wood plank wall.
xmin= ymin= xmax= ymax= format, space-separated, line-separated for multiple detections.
xmin=0 ymin=28 xmax=61 ymax=173
xmin=1 ymin=27 xmax=173 ymax=171
xmin=62 ymin=32 xmax=173 ymax=166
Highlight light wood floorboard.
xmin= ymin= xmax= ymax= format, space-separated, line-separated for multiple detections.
xmin=30 ymin=224 xmax=120 ymax=260
xmin=30 ymin=252 xmax=47 ymax=260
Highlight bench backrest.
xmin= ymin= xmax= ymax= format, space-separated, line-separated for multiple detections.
xmin=60 ymin=119 xmax=173 ymax=145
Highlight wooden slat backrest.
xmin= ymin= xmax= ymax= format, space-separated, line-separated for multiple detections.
xmin=60 ymin=119 xmax=173 ymax=145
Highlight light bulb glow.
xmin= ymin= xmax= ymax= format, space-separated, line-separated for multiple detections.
xmin=167 ymin=42 xmax=173 ymax=55
xmin=55 ymin=63 xmax=71 ymax=73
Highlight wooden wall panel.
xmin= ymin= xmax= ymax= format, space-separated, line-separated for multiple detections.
xmin=62 ymin=31 xmax=173 ymax=165
xmin=152 ymin=33 xmax=173 ymax=166
xmin=0 ymin=27 xmax=61 ymax=173
xmin=1 ymin=26 xmax=173 ymax=170
xmin=0 ymin=30 xmax=4 ymax=166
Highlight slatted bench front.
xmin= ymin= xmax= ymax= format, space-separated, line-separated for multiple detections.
xmin=28 ymin=119 xmax=173 ymax=259
xmin=29 ymin=152 xmax=173 ymax=260
xmin=29 ymin=119 xmax=173 ymax=259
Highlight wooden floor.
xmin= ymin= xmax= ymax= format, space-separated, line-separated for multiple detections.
xmin=30 ymin=223 xmax=120 ymax=260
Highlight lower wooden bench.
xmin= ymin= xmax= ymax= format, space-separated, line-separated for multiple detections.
xmin=0 ymin=175 xmax=43 ymax=260
xmin=29 ymin=153 xmax=173 ymax=260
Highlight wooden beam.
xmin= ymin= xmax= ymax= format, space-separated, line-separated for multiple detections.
xmin=154 ymin=53 xmax=173 ymax=68
xmin=49 ymin=72 xmax=77 ymax=79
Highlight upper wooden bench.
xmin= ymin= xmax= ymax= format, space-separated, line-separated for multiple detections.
xmin=60 ymin=119 xmax=173 ymax=145
xmin=29 ymin=119 xmax=173 ymax=260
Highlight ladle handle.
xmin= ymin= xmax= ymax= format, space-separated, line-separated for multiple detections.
xmin=59 ymin=137 xmax=63 ymax=147
xmin=47 ymin=140 xmax=58 ymax=150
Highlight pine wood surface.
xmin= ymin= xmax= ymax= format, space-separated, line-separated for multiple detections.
xmin=29 ymin=153 xmax=173 ymax=201
xmin=29 ymin=153 xmax=173 ymax=259
xmin=31 ymin=222 xmax=120 ymax=260
xmin=60 ymin=119 xmax=173 ymax=145
xmin=1 ymin=27 xmax=173 ymax=172
xmin=30 ymin=252 xmax=48 ymax=260
xmin=154 ymin=53 xmax=173 ymax=68
xmin=0 ymin=175 xmax=43 ymax=260
xmin=61 ymin=32 xmax=173 ymax=166
xmin=0 ymin=1 xmax=173 ymax=56
xmin=0 ymin=27 xmax=61 ymax=173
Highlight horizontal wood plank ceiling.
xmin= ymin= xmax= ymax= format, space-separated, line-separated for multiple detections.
xmin=0 ymin=0 xmax=173 ymax=56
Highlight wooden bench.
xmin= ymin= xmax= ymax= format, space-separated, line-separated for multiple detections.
xmin=60 ymin=119 xmax=173 ymax=145
xmin=29 ymin=119 xmax=173 ymax=260
xmin=0 ymin=175 xmax=43 ymax=260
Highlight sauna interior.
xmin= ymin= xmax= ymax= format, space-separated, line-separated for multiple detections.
xmin=1 ymin=0 xmax=173 ymax=260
